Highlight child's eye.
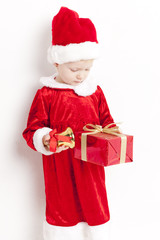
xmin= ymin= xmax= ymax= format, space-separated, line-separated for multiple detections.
xmin=85 ymin=69 xmax=90 ymax=71
xmin=70 ymin=69 xmax=78 ymax=72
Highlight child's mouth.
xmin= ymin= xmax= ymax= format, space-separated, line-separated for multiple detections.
xmin=74 ymin=80 xmax=82 ymax=83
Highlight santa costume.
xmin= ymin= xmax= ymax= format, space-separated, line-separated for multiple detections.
xmin=23 ymin=7 xmax=114 ymax=240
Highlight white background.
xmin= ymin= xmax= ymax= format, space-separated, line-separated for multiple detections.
xmin=0 ymin=0 xmax=160 ymax=239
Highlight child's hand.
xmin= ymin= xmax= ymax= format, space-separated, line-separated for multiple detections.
xmin=116 ymin=127 xmax=122 ymax=134
xmin=55 ymin=145 xmax=69 ymax=153
xmin=42 ymin=134 xmax=51 ymax=150
xmin=42 ymin=134 xmax=69 ymax=153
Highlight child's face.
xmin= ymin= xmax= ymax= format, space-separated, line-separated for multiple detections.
xmin=54 ymin=59 xmax=93 ymax=86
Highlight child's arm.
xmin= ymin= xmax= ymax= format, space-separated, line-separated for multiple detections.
xmin=98 ymin=86 xmax=118 ymax=129
xmin=22 ymin=88 xmax=54 ymax=155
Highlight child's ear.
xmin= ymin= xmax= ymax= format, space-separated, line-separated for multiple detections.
xmin=54 ymin=63 xmax=59 ymax=68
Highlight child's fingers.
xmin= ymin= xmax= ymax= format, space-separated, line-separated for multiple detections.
xmin=45 ymin=134 xmax=51 ymax=141
xmin=56 ymin=145 xmax=69 ymax=153
xmin=117 ymin=128 xmax=123 ymax=134
xmin=60 ymin=145 xmax=69 ymax=150
xmin=43 ymin=134 xmax=51 ymax=149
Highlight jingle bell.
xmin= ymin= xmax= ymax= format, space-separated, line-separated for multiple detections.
xmin=55 ymin=127 xmax=75 ymax=149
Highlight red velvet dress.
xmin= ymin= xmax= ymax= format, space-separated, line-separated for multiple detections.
xmin=22 ymin=76 xmax=115 ymax=228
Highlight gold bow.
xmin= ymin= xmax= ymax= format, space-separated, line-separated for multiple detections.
xmin=81 ymin=123 xmax=127 ymax=164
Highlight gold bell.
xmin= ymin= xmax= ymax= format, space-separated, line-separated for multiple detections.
xmin=55 ymin=127 xmax=75 ymax=149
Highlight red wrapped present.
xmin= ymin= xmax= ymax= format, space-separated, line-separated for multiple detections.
xmin=74 ymin=123 xmax=133 ymax=167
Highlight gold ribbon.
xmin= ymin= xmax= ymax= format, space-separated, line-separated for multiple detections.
xmin=81 ymin=123 xmax=127 ymax=164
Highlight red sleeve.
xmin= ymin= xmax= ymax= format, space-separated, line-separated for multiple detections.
xmin=97 ymin=85 xmax=116 ymax=128
xmin=22 ymin=87 xmax=52 ymax=151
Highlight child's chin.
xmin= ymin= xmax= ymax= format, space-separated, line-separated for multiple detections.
xmin=73 ymin=81 xmax=83 ymax=85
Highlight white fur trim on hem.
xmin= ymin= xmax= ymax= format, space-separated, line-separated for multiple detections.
xmin=33 ymin=127 xmax=54 ymax=155
xmin=40 ymin=73 xmax=97 ymax=97
xmin=47 ymin=41 xmax=99 ymax=64
xmin=43 ymin=220 xmax=111 ymax=240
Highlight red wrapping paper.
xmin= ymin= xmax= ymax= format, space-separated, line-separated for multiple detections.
xmin=74 ymin=131 xmax=133 ymax=167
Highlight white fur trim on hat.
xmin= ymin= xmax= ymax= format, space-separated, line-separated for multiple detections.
xmin=47 ymin=41 xmax=99 ymax=64
xmin=33 ymin=127 xmax=54 ymax=155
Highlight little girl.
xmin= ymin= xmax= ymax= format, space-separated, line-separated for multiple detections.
xmin=23 ymin=6 xmax=119 ymax=240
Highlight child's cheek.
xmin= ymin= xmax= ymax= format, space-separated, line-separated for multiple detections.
xmin=73 ymin=72 xmax=76 ymax=79
xmin=84 ymin=71 xmax=89 ymax=80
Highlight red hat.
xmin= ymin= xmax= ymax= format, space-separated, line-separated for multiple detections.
xmin=47 ymin=7 xmax=99 ymax=64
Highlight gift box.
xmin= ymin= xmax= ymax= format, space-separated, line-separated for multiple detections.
xmin=74 ymin=124 xmax=133 ymax=167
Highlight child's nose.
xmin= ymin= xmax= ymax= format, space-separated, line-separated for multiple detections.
xmin=77 ymin=74 xmax=83 ymax=80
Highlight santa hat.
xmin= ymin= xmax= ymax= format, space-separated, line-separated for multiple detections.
xmin=47 ymin=7 xmax=99 ymax=64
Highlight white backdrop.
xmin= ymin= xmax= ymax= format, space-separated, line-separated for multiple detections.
xmin=0 ymin=0 xmax=160 ymax=239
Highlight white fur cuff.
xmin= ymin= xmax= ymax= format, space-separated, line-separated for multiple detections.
xmin=33 ymin=127 xmax=54 ymax=155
